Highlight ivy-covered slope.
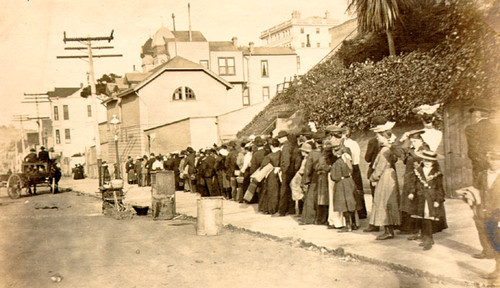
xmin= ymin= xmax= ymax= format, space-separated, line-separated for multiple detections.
xmin=238 ymin=1 xmax=499 ymax=135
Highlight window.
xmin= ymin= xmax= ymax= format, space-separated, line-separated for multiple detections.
xmin=55 ymin=129 xmax=60 ymax=144
xmin=301 ymin=42 xmax=305 ymax=48
xmin=63 ymin=105 xmax=69 ymax=120
xmin=200 ymin=60 xmax=209 ymax=69
xmin=54 ymin=106 xmax=59 ymax=121
xmin=300 ymin=28 xmax=304 ymax=34
xmin=87 ymin=105 xmax=92 ymax=117
xmin=185 ymin=87 xmax=196 ymax=100
xmin=242 ymin=87 xmax=250 ymax=106
xmin=261 ymin=60 xmax=269 ymax=78
xmin=172 ymin=87 xmax=182 ymax=100
xmin=172 ymin=86 xmax=196 ymax=101
xmin=218 ymin=57 xmax=235 ymax=75
xmin=317 ymin=42 xmax=321 ymax=48
xmin=262 ymin=86 xmax=270 ymax=101
xmin=316 ymin=28 xmax=320 ymax=34
xmin=64 ymin=129 xmax=71 ymax=143
xmin=297 ymin=56 xmax=301 ymax=70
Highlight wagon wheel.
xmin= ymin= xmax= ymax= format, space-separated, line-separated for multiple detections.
xmin=7 ymin=174 xmax=23 ymax=199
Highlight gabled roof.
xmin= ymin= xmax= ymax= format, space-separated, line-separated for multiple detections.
xmin=170 ymin=31 xmax=207 ymax=42
xmin=240 ymin=46 xmax=296 ymax=56
xmin=209 ymin=41 xmax=239 ymax=51
xmin=116 ymin=56 xmax=232 ymax=98
xmin=47 ymin=87 xmax=81 ymax=98
xmin=124 ymin=72 xmax=151 ymax=84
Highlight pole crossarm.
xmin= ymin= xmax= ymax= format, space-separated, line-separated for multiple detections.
xmin=63 ymin=30 xmax=114 ymax=43
xmin=65 ymin=46 xmax=114 ymax=50
xmin=57 ymin=54 xmax=123 ymax=59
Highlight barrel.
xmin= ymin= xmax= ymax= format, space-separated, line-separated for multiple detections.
xmin=151 ymin=171 xmax=176 ymax=220
xmin=196 ymin=196 xmax=224 ymax=236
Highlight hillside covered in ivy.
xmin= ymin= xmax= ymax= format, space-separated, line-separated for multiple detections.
xmin=240 ymin=0 xmax=499 ymax=135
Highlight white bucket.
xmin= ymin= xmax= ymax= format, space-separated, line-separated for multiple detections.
xmin=196 ymin=197 xmax=223 ymax=236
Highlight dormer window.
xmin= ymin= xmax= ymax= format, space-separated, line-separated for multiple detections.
xmin=172 ymin=86 xmax=196 ymax=101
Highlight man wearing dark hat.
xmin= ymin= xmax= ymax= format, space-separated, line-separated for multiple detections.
xmin=275 ymin=131 xmax=294 ymax=216
xmin=225 ymin=141 xmax=239 ymax=200
xmin=466 ymin=99 xmax=497 ymax=188
xmin=184 ymin=147 xmax=196 ymax=192
xmin=38 ymin=146 xmax=50 ymax=163
xmin=24 ymin=148 xmax=38 ymax=163
xmin=246 ymin=136 xmax=268 ymax=203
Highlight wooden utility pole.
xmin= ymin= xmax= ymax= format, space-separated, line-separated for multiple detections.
xmin=22 ymin=93 xmax=50 ymax=148
xmin=57 ymin=30 xmax=122 ymax=186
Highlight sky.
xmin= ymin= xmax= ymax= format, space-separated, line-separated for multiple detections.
xmin=0 ymin=0 xmax=353 ymax=130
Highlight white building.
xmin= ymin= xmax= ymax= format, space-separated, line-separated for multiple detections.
xmin=260 ymin=10 xmax=355 ymax=74
xmin=49 ymin=87 xmax=107 ymax=175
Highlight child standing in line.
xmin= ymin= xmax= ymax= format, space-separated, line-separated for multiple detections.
xmin=408 ymin=150 xmax=445 ymax=250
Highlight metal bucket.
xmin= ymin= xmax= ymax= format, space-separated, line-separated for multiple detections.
xmin=196 ymin=196 xmax=224 ymax=236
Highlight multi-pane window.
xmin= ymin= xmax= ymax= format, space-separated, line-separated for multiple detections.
xmin=185 ymin=87 xmax=196 ymax=100
xmin=262 ymin=86 xmax=270 ymax=101
xmin=316 ymin=28 xmax=320 ymax=34
xmin=218 ymin=57 xmax=235 ymax=75
xmin=63 ymin=105 xmax=69 ymax=120
xmin=261 ymin=60 xmax=269 ymax=78
xmin=54 ymin=106 xmax=59 ymax=121
xmin=242 ymin=87 xmax=250 ymax=106
xmin=301 ymin=42 xmax=305 ymax=48
xmin=172 ymin=87 xmax=182 ymax=100
xmin=64 ymin=129 xmax=71 ymax=143
xmin=200 ymin=60 xmax=209 ymax=69
xmin=317 ymin=43 xmax=321 ymax=48
xmin=172 ymin=87 xmax=196 ymax=101
xmin=87 ymin=105 xmax=92 ymax=117
xmin=300 ymin=28 xmax=304 ymax=34
xmin=297 ymin=56 xmax=301 ymax=70
xmin=55 ymin=129 xmax=60 ymax=144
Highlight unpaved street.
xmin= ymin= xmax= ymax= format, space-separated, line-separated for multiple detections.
xmin=0 ymin=190 xmax=460 ymax=288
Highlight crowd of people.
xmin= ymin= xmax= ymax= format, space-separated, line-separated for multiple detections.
xmin=120 ymin=101 xmax=498 ymax=279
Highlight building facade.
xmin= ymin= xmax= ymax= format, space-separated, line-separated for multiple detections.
xmin=49 ymin=87 xmax=107 ymax=175
xmin=260 ymin=10 xmax=356 ymax=74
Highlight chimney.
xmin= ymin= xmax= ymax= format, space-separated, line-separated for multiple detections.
xmin=292 ymin=10 xmax=301 ymax=19
xmin=325 ymin=10 xmax=330 ymax=19
xmin=249 ymin=42 xmax=255 ymax=54
xmin=232 ymin=37 xmax=238 ymax=47
xmin=188 ymin=3 xmax=192 ymax=42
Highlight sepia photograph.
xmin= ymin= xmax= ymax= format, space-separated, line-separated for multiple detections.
xmin=0 ymin=0 xmax=499 ymax=287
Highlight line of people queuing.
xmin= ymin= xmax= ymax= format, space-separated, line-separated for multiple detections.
xmin=121 ymin=101 xmax=499 ymax=279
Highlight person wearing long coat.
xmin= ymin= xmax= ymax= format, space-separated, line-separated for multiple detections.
xmin=369 ymin=128 xmax=400 ymax=240
xmin=330 ymin=144 xmax=357 ymax=232
xmin=315 ymin=146 xmax=332 ymax=225
xmin=396 ymin=130 xmax=429 ymax=234
xmin=259 ymin=139 xmax=281 ymax=214
xmin=126 ymin=158 xmax=136 ymax=184
xmin=408 ymin=151 xmax=445 ymax=250
xmin=301 ymin=148 xmax=321 ymax=225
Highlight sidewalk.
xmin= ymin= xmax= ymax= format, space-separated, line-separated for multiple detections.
xmin=59 ymin=177 xmax=496 ymax=286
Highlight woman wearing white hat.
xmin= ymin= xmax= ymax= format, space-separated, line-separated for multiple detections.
xmin=368 ymin=121 xmax=401 ymax=240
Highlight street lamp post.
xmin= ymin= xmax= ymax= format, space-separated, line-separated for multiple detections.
xmin=110 ymin=114 xmax=121 ymax=179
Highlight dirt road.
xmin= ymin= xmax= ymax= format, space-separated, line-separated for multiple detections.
xmin=0 ymin=190 xmax=460 ymax=288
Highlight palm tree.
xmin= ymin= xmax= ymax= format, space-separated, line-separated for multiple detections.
xmin=347 ymin=0 xmax=403 ymax=56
